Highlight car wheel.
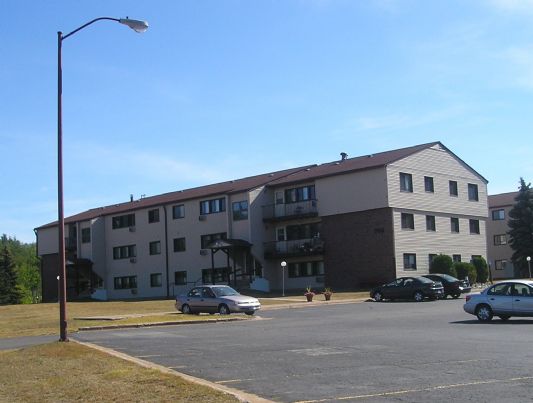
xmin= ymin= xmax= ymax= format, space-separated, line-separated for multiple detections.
xmin=218 ymin=304 xmax=230 ymax=315
xmin=181 ymin=304 xmax=192 ymax=315
xmin=413 ymin=291 xmax=424 ymax=302
xmin=245 ymin=311 xmax=255 ymax=316
xmin=475 ymin=304 xmax=493 ymax=322
xmin=498 ymin=315 xmax=510 ymax=321
xmin=452 ymin=293 xmax=461 ymax=299
xmin=373 ymin=291 xmax=383 ymax=302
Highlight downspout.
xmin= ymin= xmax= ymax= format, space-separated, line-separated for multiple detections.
xmin=163 ymin=205 xmax=170 ymax=298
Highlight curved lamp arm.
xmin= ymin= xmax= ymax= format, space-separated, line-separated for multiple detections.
xmin=62 ymin=17 xmax=148 ymax=40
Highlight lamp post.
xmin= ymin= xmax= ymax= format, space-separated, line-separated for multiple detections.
xmin=527 ymin=256 xmax=531 ymax=280
xmin=280 ymin=261 xmax=287 ymax=297
xmin=57 ymin=17 xmax=148 ymax=342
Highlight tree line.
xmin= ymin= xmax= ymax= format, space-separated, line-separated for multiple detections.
xmin=0 ymin=234 xmax=41 ymax=304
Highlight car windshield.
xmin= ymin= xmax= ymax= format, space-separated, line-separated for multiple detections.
xmin=417 ymin=277 xmax=434 ymax=284
xmin=212 ymin=286 xmax=240 ymax=297
xmin=436 ymin=274 xmax=458 ymax=282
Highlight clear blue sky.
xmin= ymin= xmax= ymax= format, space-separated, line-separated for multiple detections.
xmin=2 ymin=0 xmax=533 ymax=243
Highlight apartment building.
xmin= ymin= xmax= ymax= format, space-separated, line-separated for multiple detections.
xmin=36 ymin=141 xmax=488 ymax=301
xmin=486 ymin=192 xmax=517 ymax=279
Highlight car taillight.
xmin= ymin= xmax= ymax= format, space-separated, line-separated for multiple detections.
xmin=465 ymin=295 xmax=471 ymax=302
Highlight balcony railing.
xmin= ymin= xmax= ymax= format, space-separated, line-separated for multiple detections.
xmin=262 ymin=199 xmax=318 ymax=222
xmin=264 ymin=237 xmax=324 ymax=259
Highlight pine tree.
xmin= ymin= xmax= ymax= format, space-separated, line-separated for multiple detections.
xmin=508 ymin=178 xmax=533 ymax=277
xmin=0 ymin=246 xmax=23 ymax=305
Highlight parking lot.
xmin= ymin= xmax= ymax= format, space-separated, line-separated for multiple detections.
xmin=74 ymin=299 xmax=533 ymax=402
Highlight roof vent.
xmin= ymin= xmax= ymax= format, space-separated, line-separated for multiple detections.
xmin=367 ymin=154 xmax=373 ymax=158
xmin=340 ymin=152 xmax=348 ymax=161
xmin=130 ymin=194 xmax=134 ymax=202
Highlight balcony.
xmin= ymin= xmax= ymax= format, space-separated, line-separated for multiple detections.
xmin=264 ymin=237 xmax=324 ymax=259
xmin=262 ymin=199 xmax=318 ymax=222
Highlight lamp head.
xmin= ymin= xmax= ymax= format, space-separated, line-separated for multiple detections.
xmin=119 ymin=18 xmax=149 ymax=33
xmin=281 ymin=261 xmax=287 ymax=267
xmin=527 ymin=256 xmax=531 ymax=262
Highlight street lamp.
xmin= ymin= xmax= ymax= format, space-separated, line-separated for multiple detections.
xmin=527 ymin=256 xmax=531 ymax=280
xmin=57 ymin=16 xmax=148 ymax=342
xmin=280 ymin=261 xmax=287 ymax=297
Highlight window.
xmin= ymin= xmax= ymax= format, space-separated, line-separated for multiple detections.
xmin=112 ymin=213 xmax=135 ymax=229
xmin=494 ymin=234 xmax=507 ymax=245
xmin=175 ymin=271 xmax=187 ymax=285
xmin=81 ymin=228 xmax=91 ymax=243
xmin=492 ymin=209 xmax=505 ymax=220
xmin=172 ymin=204 xmax=185 ymax=219
xmin=450 ymin=217 xmax=460 ymax=233
xmin=286 ymin=223 xmax=321 ymax=240
xmin=284 ymin=185 xmax=316 ymax=204
xmin=288 ymin=261 xmax=324 ymax=278
xmin=200 ymin=198 xmax=226 ymax=215
xmin=426 ymin=215 xmax=436 ymax=232
xmin=150 ymin=273 xmax=162 ymax=287
xmin=487 ymin=283 xmax=511 ymax=296
xmin=202 ymin=268 xmax=229 ymax=283
xmin=424 ymin=176 xmax=434 ymax=193
xmin=468 ymin=184 xmax=479 ymax=201
xmin=449 ymin=181 xmax=458 ymax=197
xmin=113 ymin=245 xmax=136 ymax=260
xmin=495 ymin=260 xmax=507 ymax=271
xmin=149 ymin=241 xmax=161 ymax=255
xmin=403 ymin=253 xmax=417 ymax=270
xmin=232 ymin=201 xmax=248 ymax=221
xmin=148 ymin=209 xmax=160 ymax=223
xmin=201 ymin=232 xmax=227 ymax=249
xmin=453 ymin=254 xmax=461 ymax=263
xmin=401 ymin=213 xmax=415 ymax=230
xmin=173 ymin=237 xmax=186 ymax=252
xmin=428 ymin=254 xmax=437 ymax=269
xmin=469 ymin=219 xmax=480 ymax=234
xmin=400 ymin=173 xmax=413 ymax=192
xmin=114 ymin=275 xmax=137 ymax=289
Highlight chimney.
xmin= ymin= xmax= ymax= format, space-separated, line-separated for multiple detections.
xmin=130 ymin=194 xmax=134 ymax=202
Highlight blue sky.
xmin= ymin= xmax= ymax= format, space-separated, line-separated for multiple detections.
xmin=2 ymin=0 xmax=533 ymax=243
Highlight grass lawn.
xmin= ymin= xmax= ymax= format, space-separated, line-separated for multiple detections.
xmin=0 ymin=342 xmax=239 ymax=403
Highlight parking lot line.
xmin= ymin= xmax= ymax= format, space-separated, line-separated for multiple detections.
xmin=293 ymin=376 xmax=533 ymax=403
xmin=215 ymin=378 xmax=257 ymax=384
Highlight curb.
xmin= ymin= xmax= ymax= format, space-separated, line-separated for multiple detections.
xmin=78 ymin=316 xmax=248 ymax=331
xmin=72 ymin=339 xmax=275 ymax=403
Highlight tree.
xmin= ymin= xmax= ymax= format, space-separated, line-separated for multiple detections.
xmin=508 ymin=178 xmax=533 ymax=278
xmin=471 ymin=256 xmax=489 ymax=283
xmin=453 ymin=262 xmax=477 ymax=284
xmin=0 ymin=246 xmax=23 ymax=305
xmin=429 ymin=254 xmax=456 ymax=277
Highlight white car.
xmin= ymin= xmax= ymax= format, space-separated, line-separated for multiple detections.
xmin=463 ymin=280 xmax=533 ymax=322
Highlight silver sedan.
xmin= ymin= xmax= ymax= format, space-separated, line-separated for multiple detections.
xmin=176 ymin=285 xmax=261 ymax=316
xmin=463 ymin=280 xmax=533 ymax=321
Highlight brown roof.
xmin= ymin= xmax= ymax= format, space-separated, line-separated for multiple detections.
xmin=488 ymin=191 xmax=518 ymax=208
xmin=37 ymin=141 xmax=486 ymax=230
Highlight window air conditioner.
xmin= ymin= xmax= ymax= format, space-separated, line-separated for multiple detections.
xmin=131 ymin=288 xmax=138 ymax=295
xmin=199 ymin=215 xmax=207 ymax=221
xmin=129 ymin=226 xmax=136 ymax=232
xmin=130 ymin=258 xmax=137 ymax=263
xmin=200 ymin=249 xmax=209 ymax=256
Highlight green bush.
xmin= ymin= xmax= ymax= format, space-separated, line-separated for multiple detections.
xmin=471 ymin=257 xmax=489 ymax=283
xmin=430 ymin=254 xmax=456 ymax=277
xmin=453 ymin=262 xmax=477 ymax=283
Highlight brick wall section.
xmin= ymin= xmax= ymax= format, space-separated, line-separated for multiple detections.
xmin=41 ymin=253 xmax=59 ymax=302
xmin=321 ymin=208 xmax=396 ymax=289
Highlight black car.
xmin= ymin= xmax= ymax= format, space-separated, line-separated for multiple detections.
xmin=423 ymin=273 xmax=471 ymax=299
xmin=370 ymin=276 xmax=444 ymax=302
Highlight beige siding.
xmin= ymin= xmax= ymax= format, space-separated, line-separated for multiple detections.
xmin=387 ymin=145 xmax=488 ymax=217
xmin=393 ymin=209 xmax=487 ymax=276
xmin=486 ymin=205 xmax=515 ymax=279
xmin=317 ymin=167 xmax=388 ymax=216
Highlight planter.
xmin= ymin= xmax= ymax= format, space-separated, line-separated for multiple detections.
xmin=305 ymin=293 xmax=314 ymax=302
xmin=324 ymin=293 xmax=331 ymax=301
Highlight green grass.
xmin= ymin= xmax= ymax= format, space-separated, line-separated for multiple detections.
xmin=0 ymin=342 xmax=240 ymax=403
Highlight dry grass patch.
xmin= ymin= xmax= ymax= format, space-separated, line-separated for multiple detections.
xmin=0 ymin=342 xmax=240 ymax=403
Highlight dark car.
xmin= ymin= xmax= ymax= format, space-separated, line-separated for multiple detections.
xmin=423 ymin=273 xmax=471 ymax=299
xmin=370 ymin=276 xmax=444 ymax=302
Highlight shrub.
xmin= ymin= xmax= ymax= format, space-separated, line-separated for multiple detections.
xmin=430 ymin=254 xmax=456 ymax=277
xmin=453 ymin=262 xmax=477 ymax=284
xmin=471 ymin=256 xmax=489 ymax=283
